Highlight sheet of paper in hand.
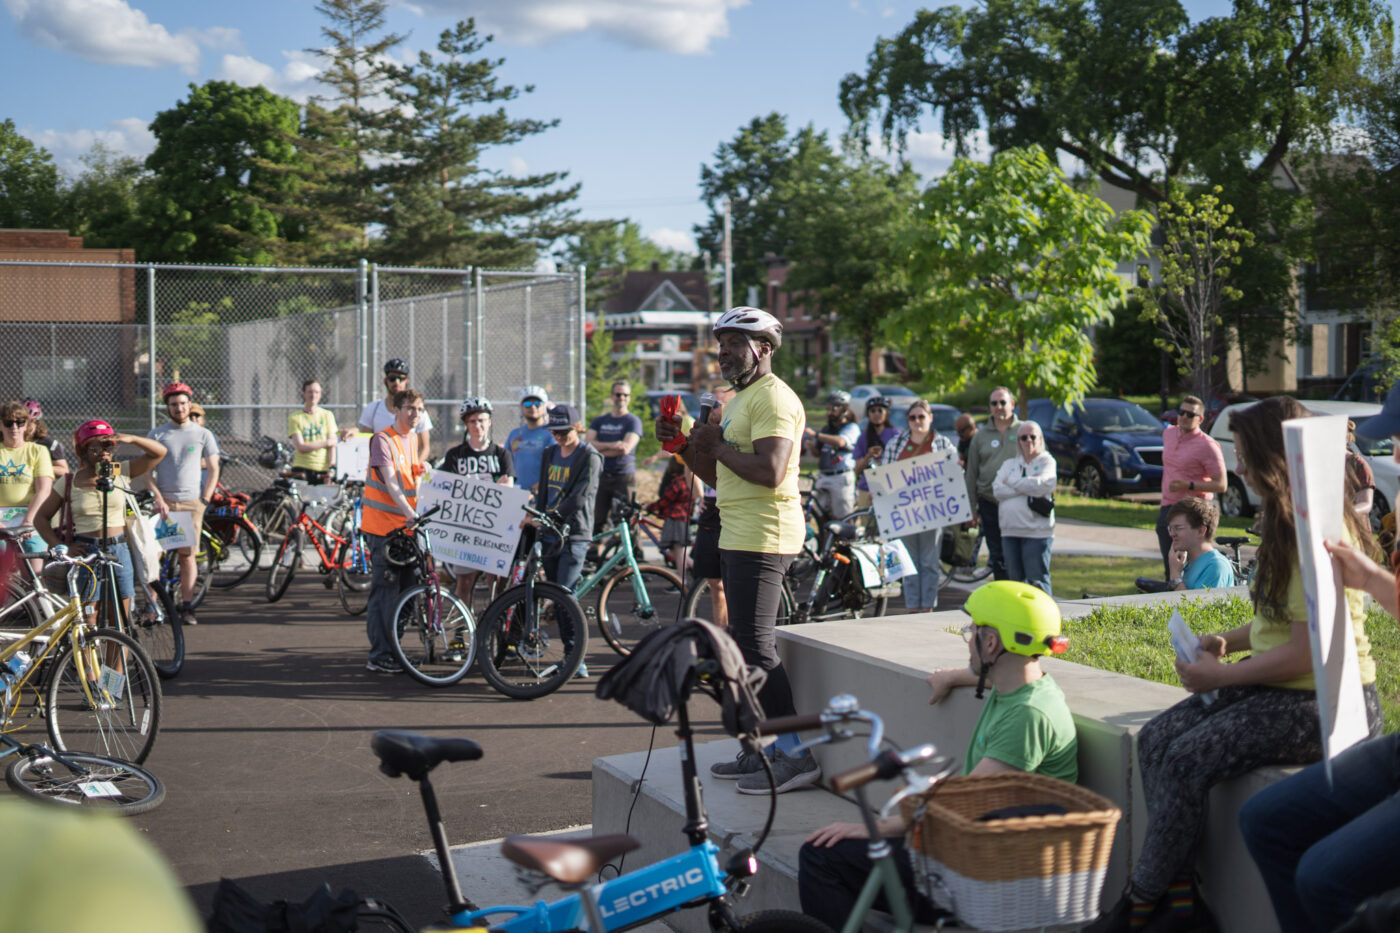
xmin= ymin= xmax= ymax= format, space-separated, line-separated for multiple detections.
xmin=336 ymin=435 xmax=371 ymax=482
xmin=865 ymin=447 xmax=971 ymax=540
xmin=153 ymin=511 xmax=196 ymax=552
xmin=1284 ymin=413 xmax=1369 ymax=781
xmin=416 ymin=470 xmax=530 ymax=576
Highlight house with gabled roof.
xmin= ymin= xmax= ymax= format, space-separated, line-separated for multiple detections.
xmin=598 ymin=264 xmax=718 ymax=391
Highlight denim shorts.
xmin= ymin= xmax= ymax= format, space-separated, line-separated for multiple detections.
xmin=70 ymin=537 xmax=135 ymax=601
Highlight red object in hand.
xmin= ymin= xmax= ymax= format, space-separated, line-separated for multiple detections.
xmin=659 ymin=394 xmax=687 ymax=452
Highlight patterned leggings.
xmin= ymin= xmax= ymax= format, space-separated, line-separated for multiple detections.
xmin=1131 ymin=683 xmax=1382 ymax=900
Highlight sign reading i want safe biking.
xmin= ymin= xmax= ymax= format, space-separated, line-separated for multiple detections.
xmin=416 ymin=470 xmax=530 ymax=574
xmin=866 ymin=447 xmax=971 ymax=539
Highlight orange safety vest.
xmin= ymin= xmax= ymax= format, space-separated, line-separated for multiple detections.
xmin=361 ymin=425 xmax=420 ymax=536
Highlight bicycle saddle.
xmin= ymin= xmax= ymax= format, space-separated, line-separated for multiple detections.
xmin=1216 ymin=536 xmax=1251 ymax=548
xmin=371 ymin=730 xmax=482 ymax=781
xmin=501 ymin=834 xmax=640 ymax=885
xmin=825 ymin=520 xmax=861 ymax=540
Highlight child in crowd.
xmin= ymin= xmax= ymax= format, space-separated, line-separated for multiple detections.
xmin=646 ymin=455 xmax=699 ymax=572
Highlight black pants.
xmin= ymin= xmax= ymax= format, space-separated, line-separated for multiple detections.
xmin=1156 ymin=505 xmax=1173 ymax=579
xmin=720 ymin=549 xmax=795 ymax=719
xmin=977 ymin=496 xmax=1008 ymax=580
xmin=593 ymin=472 xmax=637 ymax=536
xmin=798 ymin=837 xmax=947 ymax=923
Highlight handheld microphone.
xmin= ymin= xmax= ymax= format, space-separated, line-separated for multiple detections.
xmin=699 ymin=392 xmax=717 ymax=425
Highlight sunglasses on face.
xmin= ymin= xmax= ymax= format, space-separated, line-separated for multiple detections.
xmin=386 ymin=375 xmax=408 ymax=383
xmin=908 ymin=414 xmax=929 ymax=422
xmin=1 ymin=419 xmax=28 ymax=428
xmin=990 ymin=399 xmax=1011 ymax=407
xmin=522 ymin=400 xmax=544 ymax=408
xmin=550 ymin=429 xmax=572 ymax=437
xmin=1018 ymin=435 xmax=1038 ymax=443
xmin=1177 ymin=409 xmax=1201 ymax=419
xmin=87 ymin=439 xmax=117 ymax=451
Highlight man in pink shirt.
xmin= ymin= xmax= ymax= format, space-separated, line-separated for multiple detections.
xmin=1157 ymin=394 xmax=1227 ymax=579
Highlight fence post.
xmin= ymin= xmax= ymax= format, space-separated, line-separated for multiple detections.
xmin=147 ymin=264 xmax=157 ymax=431
xmin=357 ymin=259 xmax=369 ymax=407
xmin=370 ymin=262 xmax=380 ymax=381
xmin=474 ymin=268 xmax=486 ymax=398
xmin=577 ymin=265 xmax=587 ymax=421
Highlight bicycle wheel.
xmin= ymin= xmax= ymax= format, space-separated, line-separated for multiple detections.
xmin=390 ymin=584 xmax=476 ymax=687
xmin=477 ymin=582 xmax=587 ymax=699
xmin=732 ymin=909 xmax=836 ymax=933
xmin=45 ymin=628 xmax=162 ymax=765
xmin=129 ymin=579 xmax=184 ymax=679
xmin=807 ymin=566 xmax=888 ymax=623
xmin=940 ymin=558 xmax=993 ymax=589
xmin=6 ymin=749 xmax=166 ymax=814
xmin=265 ymin=528 xmax=303 ymax=602
xmin=206 ymin=516 xmax=263 ymax=588
xmin=188 ymin=544 xmax=214 ymax=609
xmin=246 ymin=496 xmax=293 ymax=564
xmin=336 ymin=535 xmax=373 ymax=616
xmin=683 ymin=578 xmax=795 ymax=626
xmin=596 ymin=564 xmax=685 ymax=656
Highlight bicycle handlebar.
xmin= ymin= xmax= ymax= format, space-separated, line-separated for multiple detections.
xmin=757 ymin=695 xmax=885 ymax=761
xmin=523 ymin=505 xmax=571 ymax=538
xmin=755 ymin=713 xmax=826 ymax=735
xmin=830 ymin=745 xmax=946 ymax=794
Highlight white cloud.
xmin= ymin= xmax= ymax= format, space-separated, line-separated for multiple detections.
xmin=868 ymin=129 xmax=992 ymax=179
xmin=1 ymin=0 xmax=236 ymax=73
xmin=881 ymin=5 xmax=896 ymax=17
xmin=26 ymin=117 xmax=157 ymax=174
xmin=215 ymin=50 xmax=324 ymax=102
xmin=411 ymin=0 xmax=749 ymax=55
xmin=647 ymin=227 xmax=698 ymax=254
xmin=508 ymin=155 xmax=531 ymax=175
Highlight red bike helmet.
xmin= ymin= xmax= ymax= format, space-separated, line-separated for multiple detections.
xmin=162 ymin=381 xmax=193 ymax=401
xmin=74 ymin=419 xmax=116 ymax=450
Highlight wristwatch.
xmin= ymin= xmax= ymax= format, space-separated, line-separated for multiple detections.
xmin=199 ymin=496 xmax=210 ymax=505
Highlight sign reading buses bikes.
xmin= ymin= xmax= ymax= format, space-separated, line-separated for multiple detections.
xmin=866 ymin=447 xmax=971 ymax=540
xmin=416 ymin=470 xmax=530 ymax=574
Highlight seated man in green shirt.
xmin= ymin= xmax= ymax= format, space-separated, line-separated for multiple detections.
xmin=798 ymin=581 xmax=1078 ymax=922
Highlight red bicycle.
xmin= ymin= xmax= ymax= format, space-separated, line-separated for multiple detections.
xmin=264 ymin=484 xmax=372 ymax=615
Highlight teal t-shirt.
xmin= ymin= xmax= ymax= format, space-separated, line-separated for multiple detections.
xmin=964 ymin=674 xmax=1078 ymax=782
xmin=1184 ymin=548 xmax=1236 ymax=589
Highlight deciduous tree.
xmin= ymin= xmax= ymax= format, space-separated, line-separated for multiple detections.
xmin=0 ymin=119 xmax=61 ymax=229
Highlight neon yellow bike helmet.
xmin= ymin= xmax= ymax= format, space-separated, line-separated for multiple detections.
xmin=964 ymin=581 xmax=1068 ymax=657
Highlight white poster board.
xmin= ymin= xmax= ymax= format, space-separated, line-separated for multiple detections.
xmin=336 ymin=435 xmax=371 ymax=482
xmin=153 ymin=511 xmax=196 ymax=552
xmin=415 ymin=469 xmax=530 ymax=575
xmin=865 ymin=447 xmax=972 ymax=540
xmin=0 ymin=507 xmax=27 ymax=528
xmin=1283 ymin=414 xmax=1369 ymax=782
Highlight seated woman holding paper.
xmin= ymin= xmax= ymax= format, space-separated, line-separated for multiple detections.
xmin=876 ymin=398 xmax=956 ymax=611
xmin=1087 ymin=395 xmax=1382 ymax=933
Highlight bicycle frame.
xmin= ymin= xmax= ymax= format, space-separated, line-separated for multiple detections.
xmin=284 ymin=502 xmax=354 ymax=572
xmin=575 ymin=522 xmax=648 ymax=604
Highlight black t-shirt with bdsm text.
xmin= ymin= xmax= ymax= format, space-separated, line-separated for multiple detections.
xmin=442 ymin=440 xmax=513 ymax=482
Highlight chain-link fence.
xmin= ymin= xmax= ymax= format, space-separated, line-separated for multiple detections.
xmin=0 ymin=260 xmax=585 ymax=466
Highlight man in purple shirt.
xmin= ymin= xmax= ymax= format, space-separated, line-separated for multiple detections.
xmin=1157 ymin=395 xmax=1227 ymax=580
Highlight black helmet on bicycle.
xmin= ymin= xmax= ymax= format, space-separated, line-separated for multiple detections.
xmin=384 ymin=531 xmax=420 ymax=568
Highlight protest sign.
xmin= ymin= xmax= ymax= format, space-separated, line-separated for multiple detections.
xmin=336 ymin=434 xmax=371 ymax=482
xmin=865 ymin=447 xmax=971 ymax=540
xmin=1283 ymin=414 xmax=1369 ymax=782
xmin=0 ymin=507 xmax=26 ymax=528
xmin=153 ymin=511 xmax=196 ymax=552
xmin=416 ymin=469 xmax=530 ymax=575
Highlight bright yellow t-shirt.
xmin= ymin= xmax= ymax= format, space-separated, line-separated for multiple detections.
xmin=287 ymin=408 xmax=339 ymax=472
xmin=716 ymin=373 xmax=805 ymax=554
xmin=0 ymin=441 xmax=53 ymax=508
xmin=1250 ymin=561 xmax=1375 ymax=690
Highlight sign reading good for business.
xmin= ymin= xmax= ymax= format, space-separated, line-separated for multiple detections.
xmin=415 ymin=469 xmax=530 ymax=575
xmin=336 ymin=435 xmax=371 ymax=482
xmin=866 ymin=447 xmax=971 ymax=540
xmin=153 ymin=511 xmax=196 ymax=552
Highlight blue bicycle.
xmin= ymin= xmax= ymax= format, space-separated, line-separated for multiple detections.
xmin=363 ymin=622 xmax=834 ymax=933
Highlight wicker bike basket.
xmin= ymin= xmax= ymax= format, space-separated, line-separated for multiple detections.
xmin=900 ymin=772 xmax=1121 ymax=932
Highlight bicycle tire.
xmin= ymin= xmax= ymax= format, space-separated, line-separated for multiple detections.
xmin=477 ymin=582 xmax=587 ymax=699
xmin=731 ymin=909 xmax=836 ymax=933
xmin=940 ymin=559 xmax=993 ymax=588
xmin=6 ymin=749 xmax=165 ymax=814
xmin=683 ymin=578 xmax=796 ymax=626
xmin=206 ymin=516 xmax=263 ymax=588
xmin=390 ymin=584 xmax=477 ymax=687
xmin=596 ymin=564 xmax=686 ymax=656
xmin=246 ymin=496 xmax=293 ymax=564
xmin=336 ymin=534 xmax=373 ymax=616
xmin=45 ymin=628 xmax=163 ymax=765
xmin=129 ymin=579 xmax=184 ymax=679
xmin=265 ymin=528 xmax=303 ymax=602
xmin=806 ymin=565 xmax=888 ymax=623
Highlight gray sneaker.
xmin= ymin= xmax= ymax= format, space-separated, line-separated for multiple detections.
xmin=709 ymin=748 xmax=766 ymax=780
xmin=736 ymin=749 xmax=821 ymax=795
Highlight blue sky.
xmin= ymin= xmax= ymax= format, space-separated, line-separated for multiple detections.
xmin=0 ymin=0 xmax=1384 ymax=257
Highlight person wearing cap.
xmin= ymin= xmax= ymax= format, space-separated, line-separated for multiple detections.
xmin=587 ymin=380 xmax=644 ymax=549
xmin=851 ymin=395 xmax=899 ymax=513
xmin=656 ymin=306 xmax=816 ymax=794
xmin=0 ymin=399 xmax=53 ymax=559
xmin=804 ymin=390 xmax=861 ymax=520
xmin=1234 ymin=387 xmax=1400 ymax=933
xmin=362 ymin=389 xmax=429 ymax=674
xmin=287 ymin=378 xmax=339 ymax=484
xmin=1156 ymin=395 xmax=1227 ymax=582
xmin=506 ymin=385 xmax=556 ymax=494
xmin=798 ymin=581 xmax=1077 ymax=922
xmin=443 ymin=397 xmax=514 ymax=607
xmin=532 ymin=404 xmax=602 ymax=592
xmin=35 ymin=420 xmax=167 ymax=614
xmin=22 ymin=398 xmax=68 ymax=478
xmin=357 ymin=360 xmax=434 ymax=462
xmin=147 ymin=382 xmax=220 ymax=625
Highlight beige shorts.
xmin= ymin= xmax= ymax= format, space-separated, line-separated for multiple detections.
xmin=168 ymin=499 xmax=206 ymax=557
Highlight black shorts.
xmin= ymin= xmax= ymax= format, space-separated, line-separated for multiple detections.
xmin=691 ymin=522 xmax=721 ymax=579
xmin=290 ymin=467 xmax=331 ymax=485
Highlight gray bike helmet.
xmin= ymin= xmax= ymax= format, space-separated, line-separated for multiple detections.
xmin=825 ymin=389 xmax=852 ymax=406
xmin=459 ymin=396 xmax=493 ymax=417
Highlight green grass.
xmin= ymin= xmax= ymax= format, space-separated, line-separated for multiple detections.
xmin=1054 ymin=490 xmax=1256 ymax=534
xmin=1049 ymin=554 xmax=1163 ymax=600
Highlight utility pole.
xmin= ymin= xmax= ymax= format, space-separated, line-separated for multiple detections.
xmin=722 ymin=196 xmax=733 ymax=313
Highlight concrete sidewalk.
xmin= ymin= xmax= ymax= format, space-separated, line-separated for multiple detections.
xmin=1053 ymin=516 xmax=1162 ymax=559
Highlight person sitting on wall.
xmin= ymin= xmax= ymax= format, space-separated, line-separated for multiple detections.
xmin=1164 ymin=496 xmax=1237 ymax=591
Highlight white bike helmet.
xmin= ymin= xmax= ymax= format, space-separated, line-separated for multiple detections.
xmin=713 ymin=306 xmax=783 ymax=349
xmin=459 ymin=396 xmax=492 ymax=417
xmin=519 ymin=385 xmax=549 ymax=404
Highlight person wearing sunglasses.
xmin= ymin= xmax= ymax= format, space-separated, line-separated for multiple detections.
xmin=1157 ymin=395 xmax=1226 ymax=582
xmin=964 ymin=386 xmax=1023 ymax=580
xmin=357 ymin=359 xmax=434 ymax=462
xmin=34 ymin=420 xmax=166 ymax=614
xmin=992 ymin=422 xmax=1056 ymax=594
xmin=0 ymin=400 xmax=54 ymax=559
xmin=506 ymin=385 xmax=556 ymax=495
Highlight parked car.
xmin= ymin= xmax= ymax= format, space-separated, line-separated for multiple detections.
xmin=1027 ymin=398 xmax=1165 ymax=497
xmin=847 ymin=384 xmax=919 ymax=420
xmin=1210 ymin=399 xmax=1394 ymax=533
xmin=645 ymin=390 xmax=701 ymax=422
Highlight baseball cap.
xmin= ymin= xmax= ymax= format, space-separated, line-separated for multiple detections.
xmin=547 ymin=404 xmax=579 ymax=430
xmin=520 ymin=384 xmax=550 ymax=404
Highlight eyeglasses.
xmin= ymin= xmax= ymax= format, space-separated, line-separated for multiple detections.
xmin=990 ymin=399 xmax=1011 ymax=407
xmin=613 ymin=393 xmax=630 ymax=399
xmin=522 ymin=400 xmax=544 ymax=408
xmin=403 ymin=407 xmax=426 ymax=415
xmin=907 ymin=414 xmax=929 ymax=422
xmin=1018 ymin=435 xmax=1038 ymax=442
xmin=1 ymin=419 xmax=28 ymax=428
xmin=1166 ymin=524 xmax=1192 ymax=535
xmin=1177 ymin=409 xmax=1202 ymax=419
xmin=960 ymin=623 xmax=979 ymax=643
